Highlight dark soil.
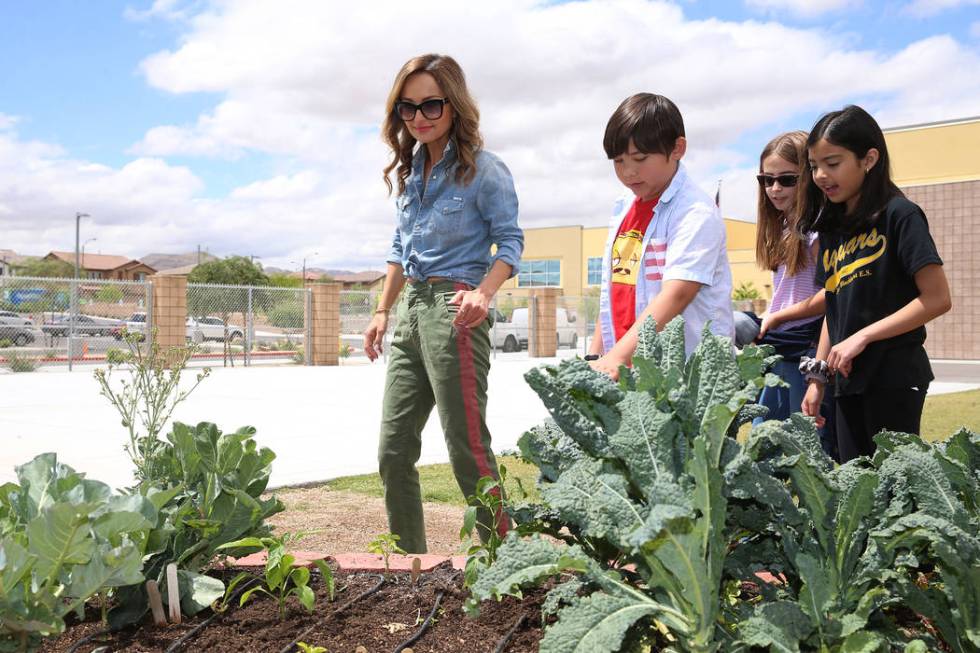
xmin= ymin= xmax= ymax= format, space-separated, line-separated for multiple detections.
xmin=43 ymin=563 xmax=545 ymax=653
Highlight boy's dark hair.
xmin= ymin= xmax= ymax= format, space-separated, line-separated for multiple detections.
xmin=603 ymin=93 xmax=685 ymax=159
xmin=798 ymin=104 xmax=903 ymax=236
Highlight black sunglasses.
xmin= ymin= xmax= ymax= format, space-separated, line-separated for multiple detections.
xmin=394 ymin=98 xmax=449 ymax=121
xmin=756 ymin=173 xmax=799 ymax=188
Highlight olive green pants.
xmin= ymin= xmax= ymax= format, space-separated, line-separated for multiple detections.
xmin=378 ymin=280 xmax=507 ymax=553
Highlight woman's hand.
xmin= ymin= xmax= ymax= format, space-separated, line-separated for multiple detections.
xmin=826 ymin=332 xmax=869 ymax=378
xmin=363 ymin=312 xmax=389 ymax=362
xmin=802 ymin=381 xmax=826 ymax=428
xmin=757 ymin=311 xmax=782 ymax=340
xmin=449 ymin=288 xmax=491 ymax=328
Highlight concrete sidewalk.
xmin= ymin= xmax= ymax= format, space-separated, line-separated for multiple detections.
xmin=1 ymin=355 xmax=977 ymax=490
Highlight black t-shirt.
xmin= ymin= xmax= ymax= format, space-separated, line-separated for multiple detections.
xmin=815 ymin=196 xmax=943 ymax=396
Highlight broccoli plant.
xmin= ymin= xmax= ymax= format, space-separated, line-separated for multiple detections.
xmin=468 ymin=317 xmax=778 ymax=652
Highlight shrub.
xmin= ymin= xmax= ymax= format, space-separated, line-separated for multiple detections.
xmin=267 ymin=303 xmax=304 ymax=329
xmin=732 ymin=281 xmax=761 ymax=300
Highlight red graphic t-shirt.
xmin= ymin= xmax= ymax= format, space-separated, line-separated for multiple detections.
xmin=611 ymin=196 xmax=658 ymax=340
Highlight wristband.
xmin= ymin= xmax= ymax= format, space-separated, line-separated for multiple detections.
xmin=798 ymin=356 xmax=830 ymax=385
xmin=584 ymin=354 xmax=600 ymax=361
xmin=374 ymin=308 xmax=389 ymax=315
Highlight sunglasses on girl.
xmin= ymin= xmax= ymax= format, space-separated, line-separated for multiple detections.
xmin=394 ymin=98 xmax=449 ymax=121
xmin=756 ymin=173 xmax=799 ymax=188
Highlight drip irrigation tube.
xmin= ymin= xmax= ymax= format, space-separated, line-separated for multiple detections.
xmin=392 ymin=589 xmax=445 ymax=653
xmin=493 ymin=614 xmax=529 ymax=653
xmin=280 ymin=575 xmax=386 ymax=653
xmin=164 ymin=577 xmax=262 ymax=653
xmin=65 ymin=627 xmax=110 ymax=653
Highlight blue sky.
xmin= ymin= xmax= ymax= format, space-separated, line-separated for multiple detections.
xmin=1 ymin=0 xmax=978 ymax=269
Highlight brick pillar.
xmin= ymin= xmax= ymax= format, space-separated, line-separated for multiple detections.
xmin=309 ymin=282 xmax=340 ymax=365
xmin=150 ymin=275 xmax=187 ymax=349
xmin=529 ymin=288 xmax=559 ymax=358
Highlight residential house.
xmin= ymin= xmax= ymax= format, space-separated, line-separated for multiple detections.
xmin=43 ymin=251 xmax=157 ymax=281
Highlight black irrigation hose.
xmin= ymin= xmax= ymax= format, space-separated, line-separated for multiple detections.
xmin=493 ymin=614 xmax=529 ymax=653
xmin=65 ymin=627 xmax=111 ymax=653
xmin=392 ymin=589 xmax=445 ymax=653
xmin=279 ymin=575 xmax=387 ymax=653
xmin=164 ymin=577 xmax=263 ymax=653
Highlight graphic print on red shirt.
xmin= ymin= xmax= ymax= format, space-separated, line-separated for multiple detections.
xmin=611 ymin=195 xmax=658 ymax=340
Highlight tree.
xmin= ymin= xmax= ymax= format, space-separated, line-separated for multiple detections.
xmin=268 ymin=273 xmax=303 ymax=289
xmin=187 ymin=256 xmax=270 ymax=367
xmin=17 ymin=258 xmax=74 ymax=278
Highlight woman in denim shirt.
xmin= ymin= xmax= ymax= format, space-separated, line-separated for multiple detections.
xmin=363 ymin=53 xmax=524 ymax=553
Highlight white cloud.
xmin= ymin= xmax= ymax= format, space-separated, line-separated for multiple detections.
xmin=903 ymin=0 xmax=980 ymax=17
xmin=971 ymin=20 xmax=980 ymax=37
xmin=745 ymin=0 xmax=852 ymax=18
xmin=4 ymin=0 xmax=980 ymax=271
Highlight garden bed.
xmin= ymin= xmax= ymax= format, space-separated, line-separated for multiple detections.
xmin=42 ymin=563 xmax=546 ymax=653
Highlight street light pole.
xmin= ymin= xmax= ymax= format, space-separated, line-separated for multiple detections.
xmin=70 ymin=212 xmax=90 ymax=371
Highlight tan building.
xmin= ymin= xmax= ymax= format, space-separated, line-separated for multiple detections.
xmin=44 ymin=251 xmax=156 ymax=281
xmin=510 ymin=115 xmax=979 ymax=359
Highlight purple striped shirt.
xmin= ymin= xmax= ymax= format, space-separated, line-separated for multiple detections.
xmin=769 ymin=232 xmax=821 ymax=331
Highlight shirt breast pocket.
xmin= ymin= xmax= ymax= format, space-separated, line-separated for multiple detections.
xmin=431 ymin=197 xmax=465 ymax=236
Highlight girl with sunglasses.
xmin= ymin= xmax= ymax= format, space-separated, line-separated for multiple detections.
xmin=363 ymin=53 xmax=524 ymax=553
xmin=736 ymin=131 xmax=836 ymax=456
xmin=800 ymin=105 xmax=950 ymax=462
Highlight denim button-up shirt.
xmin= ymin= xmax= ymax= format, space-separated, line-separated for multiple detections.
xmin=386 ymin=140 xmax=523 ymax=288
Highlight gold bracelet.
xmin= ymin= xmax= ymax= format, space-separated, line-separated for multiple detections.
xmin=374 ymin=308 xmax=389 ymax=314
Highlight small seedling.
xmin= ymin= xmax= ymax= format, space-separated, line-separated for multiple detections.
xmin=217 ymin=533 xmax=333 ymax=620
xmin=296 ymin=643 xmax=328 ymax=653
xmin=367 ymin=533 xmax=406 ymax=578
xmin=460 ymin=465 xmax=511 ymax=587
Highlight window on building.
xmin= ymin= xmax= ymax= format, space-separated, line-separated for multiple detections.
xmin=517 ymin=259 xmax=561 ymax=287
xmin=587 ymin=257 xmax=603 ymax=286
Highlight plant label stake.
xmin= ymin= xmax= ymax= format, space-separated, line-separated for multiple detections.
xmin=166 ymin=563 xmax=181 ymax=624
xmin=410 ymin=557 xmax=421 ymax=585
xmin=146 ymin=580 xmax=167 ymax=626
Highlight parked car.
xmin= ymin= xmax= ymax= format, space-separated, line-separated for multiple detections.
xmin=41 ymin=315 xmax=119 ymax=337
xmin=0 ymin=311 xmax=35 ymax=326
xmin=0 ymin=324 xmax=36 ymax=347
xmin=490 ymin=307 xmax=578 ymax=352
xmin=111 ymin=312 xmax=148 ymax=340
xmin=186 ymin=317 xmax=245 ymax=342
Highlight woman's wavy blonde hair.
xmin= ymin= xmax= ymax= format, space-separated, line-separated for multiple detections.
xmin=756 ymin=130 xmax=812 ymax=276
xmin=382 ymin=54 xmax=483 ymax=196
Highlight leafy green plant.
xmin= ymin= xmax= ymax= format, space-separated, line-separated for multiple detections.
xmin=731 ymin=423 xmax=980 ymax=652
xmin=367 ymin=533 xmax=406 ymax=578
xmin=460 ymin=466 xmax=512 ymax=588
xmin=0 ymin=454 xmax=154 ymax=652
xmin=94 ymin=329 xmax=210 ymax=483
xmin=468 ymin=317 xmax=777 ymax=652
xmin=218 ymin=533 xmax=333 ymax=620
xmin=108 ymin=420 xmax=284 ymax=628
xmin=0 ymin=338 xmax=12 ymax=348
xmin=732 ymin=281 xmax=761 ymax=300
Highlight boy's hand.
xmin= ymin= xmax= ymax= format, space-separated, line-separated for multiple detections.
xmin=590 ymin=351 xmax=630 ymax=381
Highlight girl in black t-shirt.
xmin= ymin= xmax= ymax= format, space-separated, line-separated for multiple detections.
xmin=797 ymin=105 xmax=951 ymax=462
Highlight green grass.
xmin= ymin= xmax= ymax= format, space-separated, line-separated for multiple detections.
xmin=323 ymin=456 xmax=541 ymax=507
xmin=322 ymin=390 xmax=979 ymax=506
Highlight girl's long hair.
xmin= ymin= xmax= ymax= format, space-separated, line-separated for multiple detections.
xmin=382 ymin=54 xmax=483 ymax=196
xmin=798 ymin=105 xmax=902 ymax=236
xmin=756 ymin=131 xmax=811 ymax=276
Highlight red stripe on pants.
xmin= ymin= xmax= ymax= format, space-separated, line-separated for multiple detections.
xmin=453 ymin=282 xmax=508 ymax=538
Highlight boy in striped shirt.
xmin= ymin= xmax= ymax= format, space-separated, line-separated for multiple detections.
xmin=588 ymin=94 xmax=734 ymax=379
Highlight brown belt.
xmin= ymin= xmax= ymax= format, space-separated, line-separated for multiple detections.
xmin=408 ymin=276 xmax=453 ymax=285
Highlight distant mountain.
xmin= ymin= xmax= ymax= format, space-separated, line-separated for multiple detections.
xmin=141 ymin=251 xmax=219 ymax=271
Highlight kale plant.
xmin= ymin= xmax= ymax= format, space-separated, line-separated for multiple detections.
xmin=468 ymin=318 xmax=779 ymax=652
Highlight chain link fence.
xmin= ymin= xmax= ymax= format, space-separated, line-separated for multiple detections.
xmin=0 ymin=275 xmax=151 ymax=371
